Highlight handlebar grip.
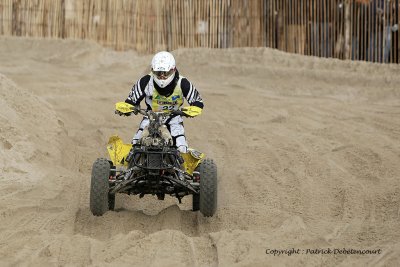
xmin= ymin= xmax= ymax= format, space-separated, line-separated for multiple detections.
xmin=171 ymin=110 xmax=187 ymax=117
xmin=137 ymin=109 xmax=147 ymax=116
xmin=115 ymin=110 xmax=132 ymax=116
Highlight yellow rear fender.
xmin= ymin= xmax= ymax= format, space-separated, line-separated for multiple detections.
xmin=107 ymin=135 xmax=133 ymax=166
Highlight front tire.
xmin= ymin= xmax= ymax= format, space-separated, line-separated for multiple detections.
xmin=90 ymin=158 xmax=111 ymax=216
xmin=199 ymin=159 xmax=218 ymax=217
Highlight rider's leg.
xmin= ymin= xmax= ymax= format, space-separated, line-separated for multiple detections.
xmin=131 ymin=117 xmax=149 ymax=144
xmin=169 ymin=121 xmax=188 ymax=153
xmin=166 ymin=119 xmax=190 ymax=175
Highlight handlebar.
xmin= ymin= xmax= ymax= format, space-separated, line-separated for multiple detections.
xmin=132 ymin=108 xmax=187 ymax=118
xmin=115 ymin=102 xmax=190 ymax=118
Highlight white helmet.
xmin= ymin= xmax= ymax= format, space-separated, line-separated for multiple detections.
xmin=151 ymin=51 xmax=176 ymax=88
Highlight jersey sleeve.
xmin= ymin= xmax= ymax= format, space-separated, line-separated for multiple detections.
xmin=125 ymin=75 xmax=151 ymax=105
xmin=181 ymin=78 xmax=204 ymax=109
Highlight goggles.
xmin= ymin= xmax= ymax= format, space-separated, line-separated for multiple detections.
xmin=152 ymin=69 xmax=175 ymax=80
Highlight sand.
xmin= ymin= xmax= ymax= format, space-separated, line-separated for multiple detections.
xmin=0 ymin=36 xmax=400 ymax=266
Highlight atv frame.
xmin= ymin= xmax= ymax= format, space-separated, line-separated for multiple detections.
xmin=90 ymin=104 xmax=217 ymax=217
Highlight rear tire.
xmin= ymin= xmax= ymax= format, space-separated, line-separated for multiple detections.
xmin=199 ymin=159 xmax=217 ymax=217
xmin=108 ymin=193 xmax=115 ymax=211
xmin=192 ymin=194 xmax=200 ymax=211
xmin=108 ymin=161 xmax=116 ymax=211
xmin=192 ymin=166 xmax=200 ymax=211
xmin=90 ymin=158 xmax=110 ymax=216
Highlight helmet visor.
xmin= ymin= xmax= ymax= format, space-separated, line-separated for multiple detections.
xmin=152 ymin=69 xmax=175 ymax=80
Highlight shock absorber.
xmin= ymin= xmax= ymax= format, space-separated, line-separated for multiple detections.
xmin=193 ymin=171 xmax=200 ymax=182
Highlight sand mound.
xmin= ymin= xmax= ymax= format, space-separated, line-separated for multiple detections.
xmin=0 ymin=36 xmax=400 ymax=266
xmin=0 ymin=73 xmax=62 ymax=178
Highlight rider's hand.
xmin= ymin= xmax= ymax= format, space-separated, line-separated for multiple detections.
xmin=184 ymin=113 xmax=194 ymax=118
xmin=132 ymin=105 xmax=140 ymax=115
xmin=115 ymin=110 xmax=131 ymax=116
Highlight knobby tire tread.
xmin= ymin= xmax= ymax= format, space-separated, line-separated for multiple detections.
xmin=90 ymin=158 xmax=110 ymax=216
xmin=199 ymin=158 xmax=217 ymax=217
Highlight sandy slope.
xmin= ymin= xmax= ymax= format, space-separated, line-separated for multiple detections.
xmin=0 ymin=36 xmax=400 ymax=266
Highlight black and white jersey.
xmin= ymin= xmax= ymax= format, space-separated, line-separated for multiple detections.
xmin=125 ymin=70 xmax=204 ymax=111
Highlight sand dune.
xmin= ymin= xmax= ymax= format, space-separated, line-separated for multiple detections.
xmin=0 ymin=36 xmax=400 ymax=266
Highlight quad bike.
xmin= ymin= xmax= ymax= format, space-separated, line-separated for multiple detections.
xmin=90 ymin=102 xmax=217 ymax=217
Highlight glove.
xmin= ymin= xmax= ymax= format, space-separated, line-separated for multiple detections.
xmin=132 ymin=105 xmax=140 ymax=115
xmin=181 ymin=106 xmax=202 ymax=118
xmin=115 ymin=110 xmax=131 ymax=116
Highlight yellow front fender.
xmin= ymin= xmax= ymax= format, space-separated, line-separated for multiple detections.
xmin=181 ymin=148 xmax=205 ymax=175
xmin=107 ymin=135 xmax=132 ymax=166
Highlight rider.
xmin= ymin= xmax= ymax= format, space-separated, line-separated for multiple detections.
xmin=117 ymin=51 xmax=204 ymax=153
